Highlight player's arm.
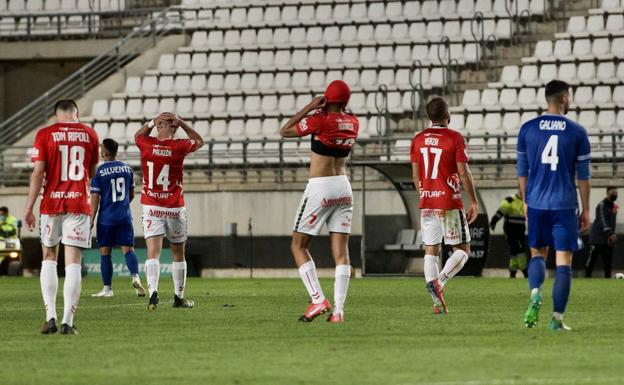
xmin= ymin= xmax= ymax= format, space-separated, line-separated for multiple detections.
xmin=280 ymin=96 xmax=325 ymax=138
xmin=457 ymin=162 xmax=478 ymax=224
xmin=577 ymin=129 xmax=592 ymax=232
xmin=24 ymin=161 xmax=45 ymax=231
xmin=516 ymin=126 xmax=528 ymax=216
xmin=176 ymin=116 xmax=205 ymax=152
xmin=90 ymin=192 xmax=100 ymax=229
xmin=411 ymin=162 xmax=420 ymax=192
xmin=489 ymin=200 xmax=508 ymax=230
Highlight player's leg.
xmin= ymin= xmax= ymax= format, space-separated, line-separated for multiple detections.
xmin=291 ymin=184 xmax=330 ymax=321
xmin=120 ymin=246 xmax=145 ymax=297
xmin=39 ymin=214 xmax=62 ymax=334
xmin=145 ymin=236 xmax=163 ymax=310
xmin=438 ymin=209 xmax=470 ymax=288
xmin=170 ymin=241 xmax=193 ymax=308
xmin=327 ymin=232 xmax=350 ymax=323
xmin=550 ymin=209 xmax=578 ymax=331
xmin=59 ymin=214 xmax=90 ymax=334
xmin=523 ymin=207 xmax=552 ymax=327
xmin=420 ymin=210 xmax=446 ymax=314
xmin=92 ymin=245 xmax=114 ymax=297
xmin=119 ymin=220 xmax=145 ymax=297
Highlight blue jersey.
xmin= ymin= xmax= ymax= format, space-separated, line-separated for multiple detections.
xmin=91 ymin=160 xmax=135 ymax=225
xmin=517 ymin=114 xmax=591 ymax=210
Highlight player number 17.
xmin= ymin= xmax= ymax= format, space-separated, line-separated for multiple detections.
xmin=541 ymin=135 xmax=559 ymax=171
xmin=419 ymin=147 xmax=443 ymax=179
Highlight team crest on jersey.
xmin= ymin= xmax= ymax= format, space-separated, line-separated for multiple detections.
xmin=446 ymin=174 xmax=461 ymax=193
xmin=299 ymin=118 xmax=308 ymax=132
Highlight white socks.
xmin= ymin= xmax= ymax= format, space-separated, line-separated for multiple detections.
xmin=62 ymin=263 xmax=82 ymax=327
xmin=439 ymin=249 xmax=468 ymax=287
xmin=145 ymin=259 xmax=160 ymax=297
xmin=298 ymin=260 xmax=325 ymax=304
xmin=40 ymin=260 xmax=58 ymax=321
xmin=172 ymin=261 xmax=187 ymax=298
xmin=333 ymin=265 xmax=351 ymax=315
xmin=424 ymin=254 xmax=440 ymax=283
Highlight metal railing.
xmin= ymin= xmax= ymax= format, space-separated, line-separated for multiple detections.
xmin=2 ymin=133 xmax=622 ymax=186
xmin=0 ymin=8 xmax=181 ymax=145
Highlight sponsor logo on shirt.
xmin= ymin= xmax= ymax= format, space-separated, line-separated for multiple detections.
xmin=420 ymin=189 xmax=446 ymax=198
xmin=148 ymin=208 xmax=180 ymax=219
xmin=146 ymin=190 xmax=174 ymax=200
xmin=49 ymin=191 xmax=83 ymax=199
xmin=539 ymin=120 xmax=566 ymax=131
xmin=321 ymin=196 xmax=353 ymax=207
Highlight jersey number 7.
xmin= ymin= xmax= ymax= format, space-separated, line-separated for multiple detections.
xmin=541 ymin=135 xmax=559 ymax=171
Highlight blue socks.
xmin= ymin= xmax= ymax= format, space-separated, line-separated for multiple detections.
xmin=527 ymin=256 xmax=546 ymax=291
xmin=124 ymin=250 xmax=140 ymax=277
xmin=553 ymin=265 xmax=572 ymax=314
xmin=100 ymin=255 xmax=113 ymax=286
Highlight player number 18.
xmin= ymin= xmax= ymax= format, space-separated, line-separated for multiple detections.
xmin=541 ymin=135 xmax=559 ymax=171
xmin=59 ymin=145 xmax=85 ymax=182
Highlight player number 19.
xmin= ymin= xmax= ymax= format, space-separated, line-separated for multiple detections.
xmin=146 ymin=161 xmax=171 ymax=191
xmin=110 ymin=177 xmax=126 ymax=202
xmin=541 ymin=135 xmax=559 ymax=171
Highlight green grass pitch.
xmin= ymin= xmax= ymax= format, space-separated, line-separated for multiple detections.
xmin=1 ymin=277 xmax=623 ymax=385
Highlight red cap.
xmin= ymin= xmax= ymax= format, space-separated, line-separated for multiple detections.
xmin=324 ymin=80 xmax=351 ymax=104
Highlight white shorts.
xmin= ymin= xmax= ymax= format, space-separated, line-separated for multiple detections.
xmin=40 ymin=213 xmax=91 ymax=249
xmin=293 ymin=175 xmax=353 ymax=236
xmin=420 ymin=209 xmax=471 ymax=246
xmin=142 ymin=205 xmax=187 ymax=243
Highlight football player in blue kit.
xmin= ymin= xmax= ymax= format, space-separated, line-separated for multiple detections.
xmin=91 ymin=139 xmax=146 ymax=297
xmin=517 ymin=80 xmax=591 ymax=331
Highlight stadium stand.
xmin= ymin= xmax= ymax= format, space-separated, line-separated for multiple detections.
xmin=0 ymin=0 xmax=622 ymax=186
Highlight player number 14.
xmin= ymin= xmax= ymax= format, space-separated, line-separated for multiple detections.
xmin=541 ymin=135 xmax=559 ymax=171
xmin=146 ymin=161 xmax=170 ymax=191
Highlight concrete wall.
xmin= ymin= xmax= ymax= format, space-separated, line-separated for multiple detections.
xmin=2 ymin=186 xmax=622 ymax=238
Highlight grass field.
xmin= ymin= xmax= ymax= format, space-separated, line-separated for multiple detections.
xmin=1 ymin=276 xmax=623 ymax=385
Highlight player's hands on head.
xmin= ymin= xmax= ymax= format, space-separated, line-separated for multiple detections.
xmin=466 ymin=202 xmax=478 ymax=224
xmin=23 ymin=209 xmax=35 ymax=231
xmin=308 ymin=96 xmax=326 ymax=111
xmin=154 ymin=112 xmax=177 ymax=127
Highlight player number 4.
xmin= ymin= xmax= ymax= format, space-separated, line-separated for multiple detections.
xmin=541 ymin=135 xmax=559 ymax=171
xmin=146 ymin=161 xmax=170 ymax=191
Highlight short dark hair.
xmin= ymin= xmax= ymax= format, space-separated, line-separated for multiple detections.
xmin=102 ymin=138 xmax=119 ymax=158
xmin=607 ymin=186 xmax=617 ymax=192
xmin=54 ymin=99 xmax=78 ymax=114
xmin=426 ymin=96 xmax=448 ymax=122
xmin=545 ymin=80 xmax=570 ymax=100
xmin=0 ymin=206 xmax=8 ymax=214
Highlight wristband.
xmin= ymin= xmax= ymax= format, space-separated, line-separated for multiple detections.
xmin=147 ymin=119 xmax=155 ymax=129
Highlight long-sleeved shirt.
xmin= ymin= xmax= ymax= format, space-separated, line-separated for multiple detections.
xmin=589 ymin=198 xmax=617 ymax=246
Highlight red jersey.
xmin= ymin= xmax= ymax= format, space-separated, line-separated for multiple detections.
xmin=136 ymin=135 xmax=196 ymax=208
xmin=31 ymin=122 xmax=99 ymax=215
xmin=410 ymin=126 xmax=469 ymax=210
xmin=296 ymin=110 xmax=359 ymax=157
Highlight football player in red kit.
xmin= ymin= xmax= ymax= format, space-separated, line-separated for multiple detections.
xmin=280 ymin=80 xmax=359 ymax=323
xmin=24 ymin=99 xmax=99 ymax=335
xmin=411 ymin=97 xmax=479 ymax=314
xmin=135 ymin=112 xmax=204 ymax=310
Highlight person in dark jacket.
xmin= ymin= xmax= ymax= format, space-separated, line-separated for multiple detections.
xmin=586 ymin=186 xmax=618 ymax=278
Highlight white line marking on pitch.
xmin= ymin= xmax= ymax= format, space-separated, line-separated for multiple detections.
xmin=1 ymin=301 xmax=173 ymax=312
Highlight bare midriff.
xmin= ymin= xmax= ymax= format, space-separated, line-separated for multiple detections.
xmin=308 ymin=152 xmax=348 ymax=178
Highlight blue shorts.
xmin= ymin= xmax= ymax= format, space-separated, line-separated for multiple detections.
xmin=96 ymin=221 xmax=135 ymax=248
xmin=527 ymin=207 xmax=578 ymax=252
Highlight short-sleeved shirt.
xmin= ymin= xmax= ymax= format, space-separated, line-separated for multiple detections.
xmin=31 ymin=122 xmax=99 ymax=215
xmin=135 ymin=135 xmax=196 ymax=208
xmin=517 ymin=114 xmax=591 ymax=210
xmin=410 ymin=126 xmax=469 ymax=210
xmin=296 ymin=110 xmax=359 ymax=157
xmin=91 ymin=160 xmax=135 ymax=225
